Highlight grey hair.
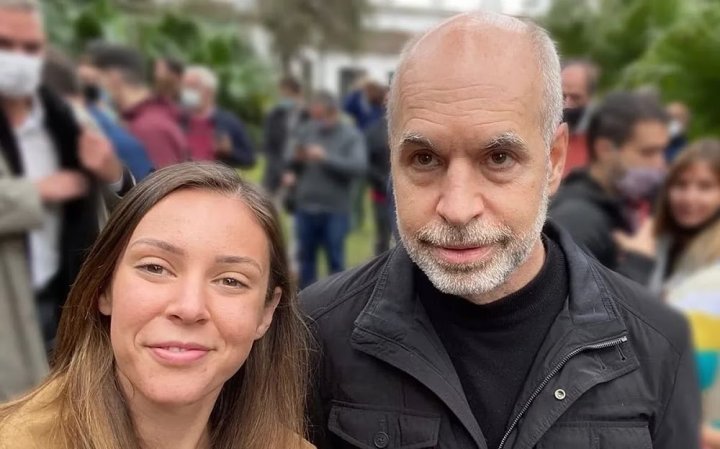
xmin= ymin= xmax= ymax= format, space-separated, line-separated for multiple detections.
xmin=387 ymin=11 xmax=563 ymax=151
xmin=185 ymin=65 xmax=219 ymax=92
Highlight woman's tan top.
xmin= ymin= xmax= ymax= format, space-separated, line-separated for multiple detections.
xmin=0 ymin=381 xmax=316 ymax=449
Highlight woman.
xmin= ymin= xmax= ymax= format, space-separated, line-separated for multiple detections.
xmin=0 ymin=163 xmax=312 ymax=449
xmin=617 ymin=139 xmax=720 ymax=448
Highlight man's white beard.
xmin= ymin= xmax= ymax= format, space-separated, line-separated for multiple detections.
xmin=398 ymin=182 xmax=549 ymax=299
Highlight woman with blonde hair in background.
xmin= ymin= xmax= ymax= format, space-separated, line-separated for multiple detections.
xmin=616 ymin=139 xmax=720 ymax=448
xmin=0 ymin=162 xmax=313 ymax=449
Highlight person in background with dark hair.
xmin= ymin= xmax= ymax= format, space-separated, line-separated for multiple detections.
xmin=614 ymin=139 xmax=720 ymax=448
xmin=284 ymin=91 xmax=367 ymax=288
xmin=262 ymin=76 xmax=306 ymax=197
xmin=551 ymin=91 xmax=669 ymax=271
xmin=364 ymin=82 xmax=392 ymax=255
xmin=87 ymin=43 xmax=188 ymax=169
xmin=180 ymin=65 xmax=256 ymax=168
xmin=154 ymin=56 xmax=184 ymax=104
xmin=44 ymin=51 xmax=153 ymax=181
xmin=561 ymin=60 xmax=598 ymax=177
xmin=665 ymin=101 xmax=691 ymax=163
xmin=0 ymin=0 xmax=133 ymax=381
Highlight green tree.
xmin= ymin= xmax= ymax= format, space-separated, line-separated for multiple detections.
xmin=257 ymin=0 xmax=373 ymax=75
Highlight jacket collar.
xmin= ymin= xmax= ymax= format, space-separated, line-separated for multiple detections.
xmin=351 ymin=221 xmax=630 ymax=448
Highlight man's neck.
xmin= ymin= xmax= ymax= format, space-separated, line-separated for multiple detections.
xmin=1 ymin=96 xmax=33 ymax=128
xmin=118 ymin=371 xmax=217 ymax=449
xmin=465 ymin=237 xmax=546 ymax=305
xmin=120 ymin=86 xmax=151 ymax=113
xmin=192 ymin=103 xmax=214 ymax=119
xmin=588 ymin=164 xmax=614 ymax=195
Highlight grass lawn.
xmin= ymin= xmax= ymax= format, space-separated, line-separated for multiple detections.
xmin=240 ymin=158 xmax=378 ymax=273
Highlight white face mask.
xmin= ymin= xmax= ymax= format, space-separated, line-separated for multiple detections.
xmin=180 ymin=87 xmax=202 ymax=110
xmin=0 ymin=50 xmax=43 ymax=98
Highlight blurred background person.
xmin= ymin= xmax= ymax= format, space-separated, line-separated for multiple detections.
xmin=153 ymin=55 xmax=184 ymax=105
xmin=0 ymin=0 xmax=132 ymax=397
xmin=88 ymin=42 xmax=188 ymax=169
xmin=561 ymin=59 xmax=598 ymax=177
xmin=180 ymin=65 xmax=256 ymax=168
xmin=551 ymin=91 xmax=669 ymax=272
xmin=284 ymin=91 xmax=367 ymax=288
xmin=262 ymin=76 xmax=306 ymax=198
xmin=614 ymin=139 xmax=720 ymax=449
xmin=363 ymin=82 xmax=392 ymax=255
xmin=44 ymin=49 xmax=153 ymax=181
xmin=666 ymin=101 xmax=691 ymax=163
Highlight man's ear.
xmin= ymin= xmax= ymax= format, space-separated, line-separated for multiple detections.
xmin=593 ymin=137 xmax=616 ymax=164
xmin=99 ymin=292 xmax=112 ymax=316
xmin=255 ymin=287 xmax=282 ymax=340
xmin=548 ymin=122 xmax=569 ymax=195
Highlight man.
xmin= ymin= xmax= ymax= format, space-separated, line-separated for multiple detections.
xmin=665 ymin=101 xmax=691 ymax=162
xmin=262 ymin=76 xmax=306 ymax=196
xmin=45 ymin=51 xmax=153 ymax=181
xmin=88 ymin=43 xmax=188 ymax=169
xmin=180 ymin=65 xmax=255 ymax=167
xmin=153 ymin=56 xmax=184 ymax=104
xmin=561 ymin=59 xmax=597 ymax=176
xmin=364 ymin=82 xmax=392 ymax=255
xmin=285 ymin=91 xmax=366 ymax=288
xmin=301 ymin=12 xmax=699 ymax=449
xmin=551 ymin=91 xmax=669 ymax=271
xmin=0 ymin=0 xmax=132 ymax=399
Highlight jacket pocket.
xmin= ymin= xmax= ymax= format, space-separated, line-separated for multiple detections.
xmin=328 ymin=401 xmax=440 ymax=449
xmin=536 ymin=422 xmax=652 ymax=449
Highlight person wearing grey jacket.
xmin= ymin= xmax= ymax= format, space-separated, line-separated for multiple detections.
xmin=284 ymin=92 xmax=367 ymax=288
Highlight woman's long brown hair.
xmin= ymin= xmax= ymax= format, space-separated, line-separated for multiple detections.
xmin=0 ymin=162 xmax=309 ymax=449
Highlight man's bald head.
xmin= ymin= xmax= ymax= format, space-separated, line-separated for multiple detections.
xmin=561 ymin=60 xmax=597 ymax=110
xmin=387 ymin=11 xmax=562 ymax=150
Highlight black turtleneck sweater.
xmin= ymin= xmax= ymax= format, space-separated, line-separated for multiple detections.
xmin=418 ymin=235 xmax=569 ymax=449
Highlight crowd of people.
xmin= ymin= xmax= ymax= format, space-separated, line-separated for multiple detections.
xmin=1 ymin=1 xmax=719 ymax=449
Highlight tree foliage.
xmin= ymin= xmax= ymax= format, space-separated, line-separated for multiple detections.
xmin=42 ymin=0 xmax=273 ymax=131
xmin=257 ymin=0 xmax=373 ymax=74
xmin=540 ymin=0 xmax=720 ymax=137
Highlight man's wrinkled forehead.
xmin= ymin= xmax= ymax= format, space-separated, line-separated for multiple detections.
xmin=395 ymin=21 xmax=542 ymax=130
xmin=0 ymin=7 xmax=45 ymax=44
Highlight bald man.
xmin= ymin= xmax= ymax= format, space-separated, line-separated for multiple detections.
xmin=300 ymin=12 xmax=700 ymax=449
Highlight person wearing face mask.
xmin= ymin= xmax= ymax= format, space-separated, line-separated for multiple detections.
xmin=179 ymin=65 xmax=256 ymax=167
xmin=665 ymin=101 xmax=691 ymax=163
xmin=0 ymin=0 xmax=133 ymax=396
xmin=560 ymin=60 xmax=598 ymax=177
xmin=44 ymin=53 xmax=153 ymax=181
xmin=550 ymin=91 xmax=669 ymax=273
xmin=283 ymin=91 xmax=367 ymax=288
xmin=614 ymin=139 xmax=720 ymax=448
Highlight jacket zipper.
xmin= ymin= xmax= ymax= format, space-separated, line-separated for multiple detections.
xmin=496 ymin=335 xmax=629 ymax=449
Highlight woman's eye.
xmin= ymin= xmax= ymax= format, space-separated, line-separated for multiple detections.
xmin=219 ymin=277 xmax=247 ymax=289
xmin=140 ymin=264 xmax=166 ymax=275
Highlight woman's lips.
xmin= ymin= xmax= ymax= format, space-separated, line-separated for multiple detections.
xmin=148 ymin=342 xmax=211 ymax=365
xmin=433 ymin=245 xmax=494 ymax=265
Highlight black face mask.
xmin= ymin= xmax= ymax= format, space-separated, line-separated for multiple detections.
xmin=563 ymin=106 xmax=585 ymax=132
xmin=82 ymin=83 xmax=101 ymax=104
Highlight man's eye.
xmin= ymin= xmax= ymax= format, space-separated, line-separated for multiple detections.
xmin=412 ymin=152 xmax=439 ymax=168
xmin=488 ymin=151 xmax=514 ymax=168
